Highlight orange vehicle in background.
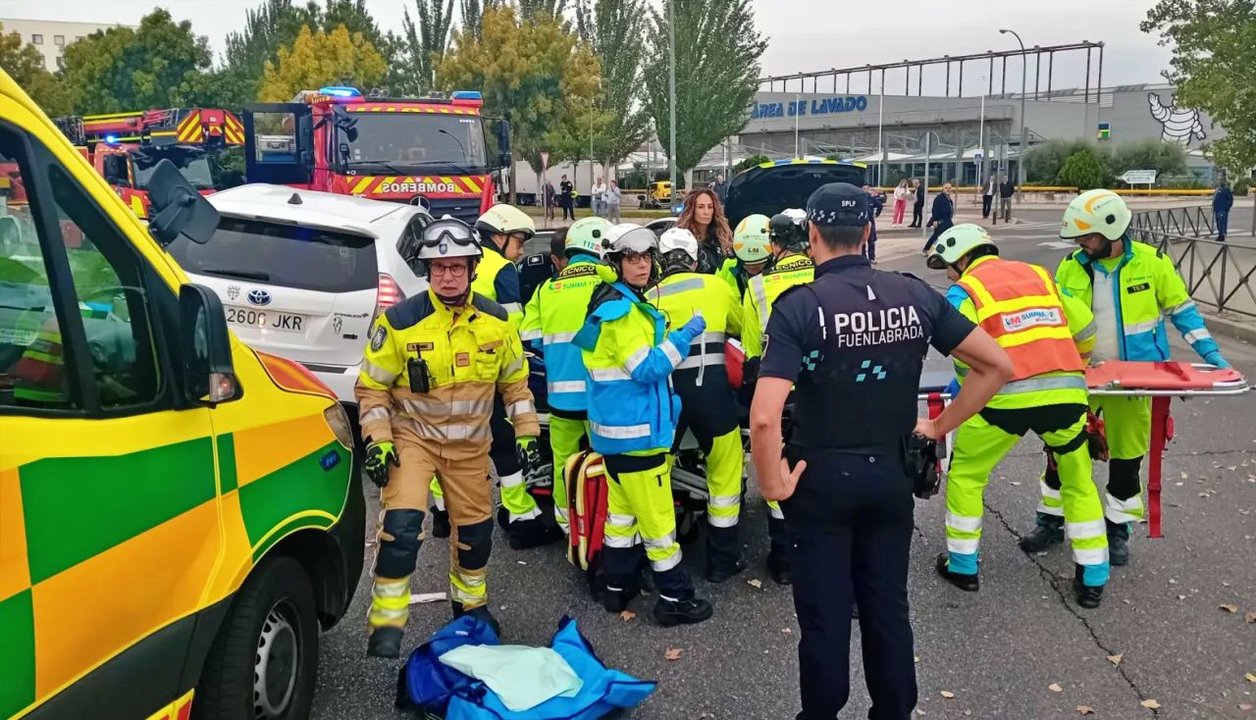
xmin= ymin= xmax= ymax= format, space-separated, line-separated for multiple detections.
xmin=53 ymin=108 xmax=246 ymax=219
xmin=242 ymin=86 xmax=511 ymax=223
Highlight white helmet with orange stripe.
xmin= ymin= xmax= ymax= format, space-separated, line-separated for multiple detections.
xmin=1060 ymin=189 xmax=1131 ymax=242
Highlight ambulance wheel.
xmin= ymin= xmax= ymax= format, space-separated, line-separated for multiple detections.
xmin=193 ymin=556 xmax=319 ymax=720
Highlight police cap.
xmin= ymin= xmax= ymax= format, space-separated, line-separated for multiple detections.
xmin=805 ymin=182 xmax=870 ymax=227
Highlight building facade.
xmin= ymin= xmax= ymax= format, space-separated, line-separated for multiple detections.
xmin=0 ymin=19 xmax=132 ymax=71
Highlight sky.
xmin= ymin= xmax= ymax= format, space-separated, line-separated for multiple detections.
xmin=0 ymin=0 xmax=1175 ymax=94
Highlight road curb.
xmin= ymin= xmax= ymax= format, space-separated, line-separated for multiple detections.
xmin=1202 ymin=310 xmax=1256 ymax=346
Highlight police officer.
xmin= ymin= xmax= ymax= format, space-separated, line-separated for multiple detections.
xmin=1022 ymin=189 xmax=1230 ymax=564
xmin=927 ymin=224 xmax=1108 ymax=607
xmin=427 ymin=204 xmax=561 ymax=549
xmin=356 ymin=217 xmax=541 ymax=657
xmin=519 ymin=217 xmax=612 ymax=532
xmin=647 ymin=226 xmax=746 ymax=581
xmin=741 ymin=208 xmax=815 ymax=585
xmin=576 ymin=225 xmax=714 ymax=626
xmin=749 ymin=183 xmax=1013 ymax=719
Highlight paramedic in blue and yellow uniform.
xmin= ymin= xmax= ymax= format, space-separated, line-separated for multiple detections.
xmin=576 ymin=225 xmax=714 ymax=627
xmin=750 ymin=183 xmax=1012 ymax=720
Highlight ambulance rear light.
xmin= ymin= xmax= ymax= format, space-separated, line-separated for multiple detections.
xmin=375 ymin=273 xmax=404 ymax=317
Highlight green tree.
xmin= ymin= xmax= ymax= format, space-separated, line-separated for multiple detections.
xmin=395 ymin=0 xmax=456 ymax=95
xmin=1025 ymin=139 xmax=1112 ymax=184
xmin=1143 ymin=0 xmax=1256 ymax=174
xmin=575 ymin=0 xmax=652 ymax=173
xmin=258 ymin=24 xmax=387 ymax=102
xmin=1110 ymin=139 xmax=1188 ymax=179
xmin=436 ymin=5 xmax=601 ymax=202
xmin=0 ymin=24 xmax=72 ymax=116
xmin=1057 ymin=149 xmax=1108 ymax=190
xmin=61 ymin=9 xmax=213 ymax=114
xmin=734 ymin=153 xmax=769 ymax=173
xmin=642 ymin=0 xmax=766 ymax=179
xmin=221 ymin=0 xmax=321 ymax=104
xmin=519 ymin=0 xmax=571 ymax=21
xmin=458 ymin=0 xmax=503 ymax=40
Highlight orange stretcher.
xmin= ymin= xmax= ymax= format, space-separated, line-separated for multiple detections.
xmin=919 ymin=361 xmax=1249 ymax=539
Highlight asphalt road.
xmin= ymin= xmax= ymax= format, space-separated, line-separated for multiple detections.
xmin=311 ymin=219 xmax=1256 ymax=720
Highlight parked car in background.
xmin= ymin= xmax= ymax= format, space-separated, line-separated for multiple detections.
xmin=167 ymin=184 xmax=432 ymax=424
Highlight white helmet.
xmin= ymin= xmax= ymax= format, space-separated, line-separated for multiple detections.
xmin=607 ymin=226 xmax=659 ymax=256
xmin=415 ymin=217 xmax=482 ymax=265
xmin=658 ymin=227 xmax=699 ymax=262
xmin=1060 ymin=189 xmax=1131 ymax=242
xmin=475 ymin=203 xmax=536 ymax=241
xmin=565 ymin=217 xmax=613 ymax=257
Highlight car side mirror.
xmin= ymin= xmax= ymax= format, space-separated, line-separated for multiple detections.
xmin=148 ymin=159 xmax=219 ymax=246
xmin=179 ymin=284 xmax=242 ymax=406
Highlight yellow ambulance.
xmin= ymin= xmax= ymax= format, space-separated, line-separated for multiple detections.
xmin=0 ymin=71 xmax=364 ymax=719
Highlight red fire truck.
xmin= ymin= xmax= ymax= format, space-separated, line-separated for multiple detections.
xmin=55 ymin=108 xmax=246 ymax=218
xmin=242 ymin=86 xmax=510 ymax=223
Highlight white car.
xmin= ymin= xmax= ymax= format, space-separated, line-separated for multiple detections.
xmin=167 ymin=184 xmax=431 ymax=415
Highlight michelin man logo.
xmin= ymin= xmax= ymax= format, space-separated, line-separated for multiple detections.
xmin=1147 ymin=93 xmax=1205 ymax=146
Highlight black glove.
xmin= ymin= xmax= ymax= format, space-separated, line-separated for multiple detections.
xmin=516 ymin=436 xmax=542 ymax=476
xmin=904 ymin=433 xmax=940 ymax=500
xmin=364 ymin=440 xmax=399 ymax=488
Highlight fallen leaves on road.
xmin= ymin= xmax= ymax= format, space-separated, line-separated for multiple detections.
xmin=1010 ymin=481 xmax=1021 ymax=486
xmin=619 ymin=610 xmax=636 ymax=621
xmin=1247 ymin=672 xmax=1256 ymax=683
xmin=1246 ymin=611 xmax=1256 ymax=624
xmin=1181 ymin=471 xmax=1189 ymax=479
xmin=1221 ymin=604 xmax=1238 ymax=613
xmin=1077 ymin=706 xmax=1095 ymax=716
xmin=664 ymin=647 xmax=683 ymax=661
xmin=1107 ymin=653 xmax=1123 ymax=666
xmin=1142 ymin=699 xmax=1161 ymax=709
xmin=1238 ymin=703 xmax=1253 ymax=711
xmin=940 ymin=690 xmax=955 ymax=699
xmin=1049 ymin=683 xmax=1063 ymax=693
xmin=747 ymin=578 xmax=764 ymax=589
xmin=914 ymin=655 xmax=922 ymax=663
xmin=780 ymin=627 xmax=792 ymax=634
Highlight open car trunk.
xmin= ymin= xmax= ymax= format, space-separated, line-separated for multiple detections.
xmin=724 ymin=161 xmax=868 ymax=228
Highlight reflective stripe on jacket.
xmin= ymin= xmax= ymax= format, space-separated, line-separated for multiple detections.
xmin=519 ymin=255 xmax=602 ymax=412
xmin=472 ymin=244 xmax=524 ymax=329
xmin=742 ymin=254 xmax=814 ymax=358
xmin=646 ymin=270 xmax=742 ymax=375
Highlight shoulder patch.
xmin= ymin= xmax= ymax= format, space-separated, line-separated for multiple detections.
xmin=471 ymin=293 xmax=509 ymax=321
xmin=384 ymin=293 xmax=435 ymax=330
xmin=369 ymin=324 xmax=388 ymax=351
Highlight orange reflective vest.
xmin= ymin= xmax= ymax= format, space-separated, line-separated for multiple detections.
xmin=956 ymin=258 xmax=1084 ymax=382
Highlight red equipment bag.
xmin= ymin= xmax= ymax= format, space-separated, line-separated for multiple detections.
xmin=565 ymin=449 xmax=609 ymax=594
xmin=725 ymin=338 xmax=746 ymax=389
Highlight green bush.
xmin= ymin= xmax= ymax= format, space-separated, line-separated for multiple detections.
xmin=1109 ymin=139 xmax=1188 ymax=180
xmin=1056 ymin=149 xmax=1108 ymax=190
xmin=1026 ymin=139 xmax=1110 ymax=183
xmin=1233 ymin=177 xmax=1251 ymax=196
xmin=734 ymin=154 xmax=770 ymax=173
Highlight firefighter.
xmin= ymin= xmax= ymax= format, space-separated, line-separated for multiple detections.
xmin=741 ymin=208 xmax=815 ymax=585
xmin=928 ymin=224 xmax=1109 ymax=607
xmin=1022 ymin=189 xmax=1230 ymax=565
xmin=576 ymin=224 xmax=713 ymax=626
xmin=519 ymin=216 xmax=613 ymax=532
xmin=647 ymin=226 xmax=746 ymax=582
xmin=356 ymin=217 xmax=541 ymax=657
xmin=720 ymin=214 xmax=773 ymax=297
xmin=429 ymin=204 xmax=562 ymax=549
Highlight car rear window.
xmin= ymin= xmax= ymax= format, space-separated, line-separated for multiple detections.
xmin=168 ymin=217 xmax=379 ymax=293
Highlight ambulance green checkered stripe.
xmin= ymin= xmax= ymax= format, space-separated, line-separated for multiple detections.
xmin=217 ymin=433 xmax=238 ymax=494
xmin=238 ymin=441 xmax=350 ymax=550
xmin=21 ymin=438 xmax=217 ymax=585
xmin=0 ymin=589 xmax=35 ymax=719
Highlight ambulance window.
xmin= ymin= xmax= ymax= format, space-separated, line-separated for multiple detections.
xmin=0 ymin=124 xmax=161 ymax=414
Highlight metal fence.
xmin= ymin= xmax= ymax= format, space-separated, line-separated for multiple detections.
xmin=1129 ymin=207 xmax=1256 ymax=318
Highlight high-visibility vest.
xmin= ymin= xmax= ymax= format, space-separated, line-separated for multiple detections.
xmin=956 ymin=258 xmax=1084 ymax=382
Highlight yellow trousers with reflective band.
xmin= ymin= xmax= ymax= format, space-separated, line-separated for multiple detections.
xmin=549 ymin=415 xmax=587 ymax=532
xmin=601 ymin=453 xmax=692 ymax=599
xmin=1040 ymin=395 xmax=1150 ymax=524
xmin=946 ymin=407 xmax=1110 ymax=587
xmin=429 ymin=471 xmax=544 ymax=523
xmin=705 ymin=428 xmax=744 ymax=528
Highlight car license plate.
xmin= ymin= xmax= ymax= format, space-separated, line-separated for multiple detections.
xmin=226 ymin=306 xmax=305 ymax=333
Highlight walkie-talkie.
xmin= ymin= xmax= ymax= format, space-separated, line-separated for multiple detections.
xmin=408 ymin=357 xmax=431 ymax=394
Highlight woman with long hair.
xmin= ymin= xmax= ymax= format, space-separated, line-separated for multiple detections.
xmin=676 ymin=188 xmax=733 ymax=275
xmin=891 ymin=178 xmax=910 ymax=226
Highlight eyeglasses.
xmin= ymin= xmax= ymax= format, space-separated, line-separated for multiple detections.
xmin=430 ymin=263 xmax=469 ymax=278
xmin=620 ymin=251 xmax=653 ymax=263
xmin=507 ymin=231 xmax=532 ymax=244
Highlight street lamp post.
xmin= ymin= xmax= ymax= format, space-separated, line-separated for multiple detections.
xmin=1000 ymin=28 xmax=1027 ymax=202
xmin=668 ymin=0 xmax=678 ymax=211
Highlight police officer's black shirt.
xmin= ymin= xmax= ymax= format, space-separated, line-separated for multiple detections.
xmin=760 ymin=254 xmax=975 ymax=452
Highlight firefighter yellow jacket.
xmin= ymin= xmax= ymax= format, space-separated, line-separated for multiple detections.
xmin=355 ymin=290 xmax=539 ymax=446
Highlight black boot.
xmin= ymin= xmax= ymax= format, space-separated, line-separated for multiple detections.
xmin=366 ymin=626 xmax=404 ymax=658
xmin=653 ymin=594 xmax=714 ymax=626
xmin=507 ymin=516 xmax=565 ymax=550
xmin=430 ymin=507 xmax=450 ymax=539
xmin=452 ymin=603 xmax=502 ymax=637
xmin=767 ymin=551 xmax=792 ymax=585
xmin=935 ymin=553 xmax=979 ymax=592
xmin=601 ymin=580 xmax=641 ymax=613
xmin=1073 ymin=566 xmax=1104 ymax=609
xmin=1019 ymin=512 xmax=1064 ymax=553
xmin=706 ymin=526 xmax=745 ymax=583
xmin=1106 ymin=519 xmax=1130 ymax=566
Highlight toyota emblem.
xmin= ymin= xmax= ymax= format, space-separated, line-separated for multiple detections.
xmin=247 ymin=289 xmax=272 ymax=306
xmin=410 ymin=195 xmax=431 ymax=211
